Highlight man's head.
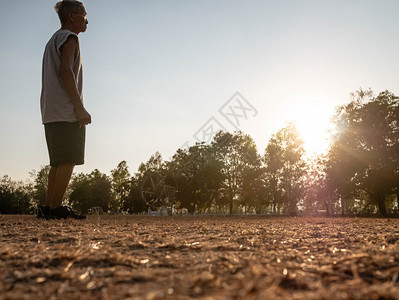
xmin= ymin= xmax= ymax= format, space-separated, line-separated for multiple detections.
xmin=55 ymin=0 xmax=88 ymax=34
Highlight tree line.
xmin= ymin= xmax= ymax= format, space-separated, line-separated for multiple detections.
xmin=1 ymin=90 xmax=398 ymax=216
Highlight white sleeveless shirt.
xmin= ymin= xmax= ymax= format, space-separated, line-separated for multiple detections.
xmin=40 ymin=29 xmax=83 ymax=124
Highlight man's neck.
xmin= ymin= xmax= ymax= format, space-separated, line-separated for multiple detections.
xmin=61 ymin=24 xmax=79 ymax=35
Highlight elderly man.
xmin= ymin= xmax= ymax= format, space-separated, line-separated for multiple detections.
xmin=38 ymin=0 xmax=91 ymax=220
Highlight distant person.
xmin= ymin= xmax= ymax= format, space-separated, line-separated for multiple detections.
xmin=37 ymin=0 xmax=90 ymax=220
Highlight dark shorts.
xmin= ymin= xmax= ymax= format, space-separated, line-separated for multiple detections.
xmin=44 ymin=121 xmax=85 ymax=167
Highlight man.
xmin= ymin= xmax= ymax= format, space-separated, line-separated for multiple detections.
xmin=38 ymin=0 xmax=90 ymax=220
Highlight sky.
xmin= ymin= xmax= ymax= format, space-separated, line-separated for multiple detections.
xmin=1 ymin=0 xmax=398 ymax=182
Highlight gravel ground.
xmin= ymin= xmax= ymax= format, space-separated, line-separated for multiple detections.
xmin=1 ymin=215 xmax=399 ymax=299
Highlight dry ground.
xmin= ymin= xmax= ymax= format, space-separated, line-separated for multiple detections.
xmin=1 ymin=215 xmax=399 ymax=300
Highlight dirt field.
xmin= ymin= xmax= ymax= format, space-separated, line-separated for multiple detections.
xmin=1 ymin=215 xmax=399 ymax=300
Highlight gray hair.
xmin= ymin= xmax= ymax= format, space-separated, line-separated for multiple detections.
xmin=54 ymin=0 xmax=84 ymax=25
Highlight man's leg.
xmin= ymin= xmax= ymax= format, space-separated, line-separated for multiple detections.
xmin=46 ymin=166 xmax=57 ymax=206
xmin=48 ymin=163 xmax=75 ymax=208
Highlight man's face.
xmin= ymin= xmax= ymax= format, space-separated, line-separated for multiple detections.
xmin=72 ymin=5 xmax=88 ymax=33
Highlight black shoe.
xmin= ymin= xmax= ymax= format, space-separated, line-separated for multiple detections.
xmin=36 ymin=205 xmax=51 ymax=219
xmin=64 ymin=206 xmax=87 ymax=220
xmin=50 ymin=206 xmax=87 ymax=220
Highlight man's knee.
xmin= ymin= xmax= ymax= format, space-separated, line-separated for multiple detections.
xmin=54 ymin=163 xmax=75 ymax=173
xmin=57 ymin=163 xmax=75 ymax=168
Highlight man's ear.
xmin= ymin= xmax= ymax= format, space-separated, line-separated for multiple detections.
xmin=68 ymin=11 xmax=74 ymax=23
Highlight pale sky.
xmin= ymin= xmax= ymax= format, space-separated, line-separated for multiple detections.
xmin=1 ymin=0 xmax=398 ymax=181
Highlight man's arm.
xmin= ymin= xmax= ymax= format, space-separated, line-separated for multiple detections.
xmin=59 ymin=35 xmax=91 ymax=127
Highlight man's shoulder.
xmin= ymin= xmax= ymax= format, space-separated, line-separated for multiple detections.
xmin=53 ymin=29 xmax=78 ymax=40
xmin=45 ymin=29 xmax=79 ymax=53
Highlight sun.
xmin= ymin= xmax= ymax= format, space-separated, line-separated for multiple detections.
xmin=287 ymin=100 xmax=334 ymax=156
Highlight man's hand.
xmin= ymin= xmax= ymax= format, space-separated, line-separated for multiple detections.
xmin=75 ymin=105 xmax=92 ymax=127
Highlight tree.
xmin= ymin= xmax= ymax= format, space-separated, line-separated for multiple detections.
xmin=211 ymin=131 xmax=260 ymax=214
xmin=168 ymin=143 xmax=224 ymax=213
xmin=263 ymin=123 xmax=306 ymax=215
xmin=0 ymin=176 xmax=33 ymax=214
xmin=264 ymin=136 xmax=284 ymax=213
xmin=69 ymin=170 xmax=112 ymax=214
xmin=325 ymin=140 xmax=359 ymax=215
xmin=123 ymin=176 xmax=148 ymax=213
xmin=111 ymin=161 xmax=131 ymax=210
xmin=240 ymin=164 xmax=266 ymax=214
xmin=137 ymin=152 xmax=164 ymax=176
xmin=326 ymin=89 xmax=399 ymax=215
xmin=134 ymin=152 xmax=173 ymax=211
xmin=30 ymin=165 xmax=51 ymax=207
xmin=303 ymin=155 xmax=339 ymax=216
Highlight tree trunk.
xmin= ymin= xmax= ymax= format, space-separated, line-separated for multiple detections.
xmin=375 ymin=192 xmax=387 ymax=216
xmin=341 ymin=196 xmax=345 ymax=216
xmin=396 ymin=189 xmax=399 ymax=212
xmin=228 ymin=185 xmax=233 ymax=215
xmin=324 ymin=199 xmax=330 ymax=216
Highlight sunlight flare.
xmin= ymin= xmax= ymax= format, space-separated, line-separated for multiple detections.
xmin=286 ymin=99 xmax=334 ymax=156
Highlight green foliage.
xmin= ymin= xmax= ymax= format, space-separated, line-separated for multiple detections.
xmin=111 ymin=161 xmax=131 ymax=210
xmin=326 ymin=89 xmax=399 ymax=215
xmin=169 ymin=142 xmax=224 ymax=213
xmin=0 ymin=176 xmax=33 ymax=214
xmin=123 ymin=187 xmax=148 ymax=213
xmin=30 ymin=165 xmax=51 ymax=207
xmin=264 ymin=123 xmax=306 ymax=215
xmin=69 ymin=170 xmax=112 ymax=214
xmin=212 ymin=131 xmax=261 ymax=214
xmin=4 ymin=89 xmax=398 ymax=216
xmin=302 ymin=156 xmax=339 ymax=216
xmin=134 ymin=152 xmax=171 ymax=211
